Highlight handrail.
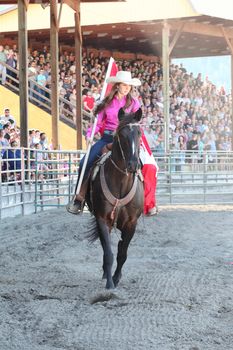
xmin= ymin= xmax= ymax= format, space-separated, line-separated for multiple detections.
xmin=0 ymin=59 xmax=19 ymax=75
xmin=0 ymin=60 xmax=92 ymax=124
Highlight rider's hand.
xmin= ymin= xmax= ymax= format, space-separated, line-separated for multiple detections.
xmin=102 ymin=143 xmax=112 ymax=154
xmin=95 ymin=132 xmax=101 ymax=140
xmin=101 ymin=145 xmax=109 ymax=154
xmin=86 ymin=137 xmax=91 ymax=146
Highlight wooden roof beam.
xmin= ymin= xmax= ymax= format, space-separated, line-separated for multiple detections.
xmin=171 ymin=20 xmax=233 ymax=39
xmin=50 ymin=0 xmax=59 ymax=31
xmin=221 ymin=26 xmax=233 ymax=55
xmin=57 ymin=0 xmax=63 ymax=28
xmin=63 ymin=0 xmax=76 ymax=11
xmin=168 ymin=22 xmax=185 ymax=56
xmin=23 ymin=0 xmax=30 ymax=10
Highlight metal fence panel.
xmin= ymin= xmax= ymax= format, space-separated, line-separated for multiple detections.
xmin=1 ymin=148 xmax=233 ymax=219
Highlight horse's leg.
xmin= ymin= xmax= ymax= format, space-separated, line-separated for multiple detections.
xmin=97 ymin=218 xmax=114 ymax=289
xmin=98 ymin=235 xmax=107 ymax=279
xmin=112 ymin=223 xmax=136 ymax=287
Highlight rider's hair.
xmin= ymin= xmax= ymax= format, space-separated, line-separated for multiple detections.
xmin=94 ymin=83 xmax=133 ymax=115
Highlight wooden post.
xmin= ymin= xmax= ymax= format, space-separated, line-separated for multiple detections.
xmin=18 ymin=0 xmax=28 ymax=148
xmin=162 ymin=20 xmax=170 ymax=153
xmin=231 ymin=54 xmax=233 ymax=151
xmin=221 ymin=30 xmax=233 ymax=151
xmin=75 ymin=0 xmax=83 ymax=150
xmin=50 ymin=0 xmax=59 ymax=149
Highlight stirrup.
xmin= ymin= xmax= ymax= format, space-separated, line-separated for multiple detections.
xmin=66 ymin=198 xmax=84 ymax=215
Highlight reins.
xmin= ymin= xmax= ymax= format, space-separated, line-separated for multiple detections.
xmin=110 ymin=156 xmax=129 ymax=176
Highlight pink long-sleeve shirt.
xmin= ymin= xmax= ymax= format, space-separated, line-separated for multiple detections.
xmin=86 ymin=96 xmax=140 ymax=138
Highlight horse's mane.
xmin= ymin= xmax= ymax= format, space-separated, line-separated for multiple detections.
xmin=116 ymin=113 xmax=137 ymax=134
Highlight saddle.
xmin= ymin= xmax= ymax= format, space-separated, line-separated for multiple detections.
xmin=91 ymin=151 xmax=111 ymax=181
xmin=91 ymin=151 xmax=144 ymax=183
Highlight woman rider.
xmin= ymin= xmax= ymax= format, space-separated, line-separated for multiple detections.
xmin=67 ymin=71 xmax=157 ymax=216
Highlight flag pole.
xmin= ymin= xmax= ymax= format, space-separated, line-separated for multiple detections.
xmin=75 ymin=57 xmax=115 ymax=196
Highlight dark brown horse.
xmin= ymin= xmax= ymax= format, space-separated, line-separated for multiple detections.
xmin=86 ymin=108 xmax=144 ymax=289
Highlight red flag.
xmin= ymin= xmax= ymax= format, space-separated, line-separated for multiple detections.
xmin=99 ymin=57 xmax=118 ymax=135
xmin=100 ymin=57 xmax=118 ymax=100
xmin=140 ymin=131 xmax=159 ymax=214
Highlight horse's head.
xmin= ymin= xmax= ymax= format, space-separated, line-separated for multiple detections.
xmin=113 ymin=108 xmax=142 ymax=173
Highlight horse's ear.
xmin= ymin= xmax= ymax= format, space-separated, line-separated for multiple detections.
xmin=118 ymin=108 xmax=125 ymax=121
xmin=134 ymin=108 xmax=142 ymax=122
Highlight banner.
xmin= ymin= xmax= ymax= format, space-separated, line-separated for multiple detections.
xmin=100 ymin=57 xmax=118 ymax=100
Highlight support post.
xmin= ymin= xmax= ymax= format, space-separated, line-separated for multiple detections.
xmin=162 ymin=20 xmax=170 ymax=153
xmin=221 ymin=29 xmax=233 ymax=151
xmin=231 ymin=54 xmax=233 ymax=151
xmin=75 ymin=0 xmax=83 ymax=150
xmin=50 ymin=0 xmax=59 ymax=149
xmin=18 ymin=0 xmax=28 ymax=148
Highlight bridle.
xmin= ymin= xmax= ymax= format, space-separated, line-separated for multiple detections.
xmin=110 ymin=122 xmax=141 ymax=176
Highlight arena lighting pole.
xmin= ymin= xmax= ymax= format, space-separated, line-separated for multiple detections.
xmin=162 ymin=20 xmax=170 ymax=153
xmin=50 ymin=0 xmax=60 ymax=149
xmin=18 ymin=0 xmax=29 ymax=148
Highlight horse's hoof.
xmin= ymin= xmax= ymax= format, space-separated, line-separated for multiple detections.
xmin=113 ymin=273 xmax=121 ymax=287
xmin=105 ymin=280 xmax=115 ymax=289
xmin=113 ymin=279 xmax=119 ymax=287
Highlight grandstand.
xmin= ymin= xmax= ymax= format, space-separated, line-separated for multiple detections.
xmin=0 ymin=46 xmax=232 ymax=154
xmin=1 ymin=0 xmax=233 ymax=151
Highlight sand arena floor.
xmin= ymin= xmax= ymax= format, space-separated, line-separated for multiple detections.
xmin=0 ymin=205 xmax=233 ymax=350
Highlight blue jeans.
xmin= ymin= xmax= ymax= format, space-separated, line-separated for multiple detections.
xmin=79 ymin=133 xmax=113 ymax=178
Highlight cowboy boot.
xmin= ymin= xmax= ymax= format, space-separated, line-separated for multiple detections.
xmin=66 ymin=176 xmax=90 ymax=215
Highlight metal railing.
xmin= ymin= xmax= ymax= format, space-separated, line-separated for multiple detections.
xmin=155 ymin=150 xmax=233 ymax=205
xmin=0 ymin=147 xmax=83 ymax=219
xmin=0 ymin=60 xmax=92 ymax=129
xmin=1 ymin=148 xmax=233 ymax=219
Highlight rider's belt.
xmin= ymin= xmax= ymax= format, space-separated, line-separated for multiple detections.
xmin=104 ymin=130 xmax=114 ymax=135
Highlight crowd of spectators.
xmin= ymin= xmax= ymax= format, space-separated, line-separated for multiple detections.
xmin=0 ymin=43 xmax=232 ymax=164
xmin=60 ymin=49 xmax=232 ymax=162
xmin=0 ymin=106 xmax=51 ymax=181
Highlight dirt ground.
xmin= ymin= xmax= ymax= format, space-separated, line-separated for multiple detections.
xmin=0 ymin=205 xmax=233 ymax=350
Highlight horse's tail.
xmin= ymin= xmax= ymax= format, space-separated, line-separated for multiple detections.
xmin=86 ymin=217 xmax=99 ymax=243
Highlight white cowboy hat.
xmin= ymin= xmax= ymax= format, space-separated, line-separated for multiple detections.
xmin=106 ymin=71 xmax=141 ymax=86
